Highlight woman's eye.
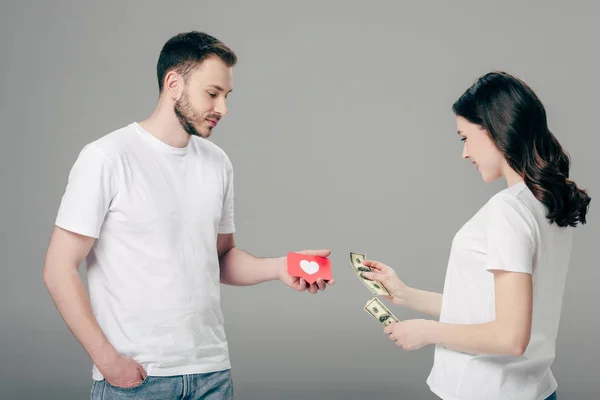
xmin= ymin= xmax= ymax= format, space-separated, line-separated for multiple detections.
xmin=207 ymin=92 xmax=216 ymax=98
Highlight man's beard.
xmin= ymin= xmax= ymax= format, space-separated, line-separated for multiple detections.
xmin=174 ymin=90 xmax=208 ymax=138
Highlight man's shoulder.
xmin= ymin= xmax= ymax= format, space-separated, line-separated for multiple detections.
xmin=78 ymin=123 xmax=139 ymax=163
xmin=91 ymin=122 xmax=138 ymax=152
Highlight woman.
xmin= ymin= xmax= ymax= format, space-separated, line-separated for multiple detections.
xmin=362 ymin=71 xmax=591 ymax=400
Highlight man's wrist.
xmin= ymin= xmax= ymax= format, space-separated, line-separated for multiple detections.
xmin=90 ymin=340 xmax=119 ymax=369
xmin=272 ymin=256 xmax=287 ymax=281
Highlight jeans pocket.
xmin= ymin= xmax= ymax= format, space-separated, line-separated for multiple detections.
xmin=105 ymin=375 xmax=150 ymax=392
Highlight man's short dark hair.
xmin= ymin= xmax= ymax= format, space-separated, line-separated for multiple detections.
xmin=156 ymin=31 xmax=237 ymax=92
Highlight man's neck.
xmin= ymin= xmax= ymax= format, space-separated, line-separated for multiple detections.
xmin=138 ymin=102 xmax=191 ymax=148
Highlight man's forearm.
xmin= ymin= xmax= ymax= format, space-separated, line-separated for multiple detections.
xmin=426 ymin=320 xmax=527 ymax=356
xmin=405 ymin=287 xmax=443 ymax=319
xmin=219 ymin=247 xmax=283 ymax=286
xmin=43 ymin=266 xmax=117 ymax=367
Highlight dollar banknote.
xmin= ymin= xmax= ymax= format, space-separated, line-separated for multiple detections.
xmin=350 ymin=252 xmax=390 ymax=296
xmin=364 ymin=297 xmax=399 ymax=327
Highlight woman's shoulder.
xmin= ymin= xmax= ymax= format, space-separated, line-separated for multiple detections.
xmin=485 ymin=183 xmax=539 ymax=228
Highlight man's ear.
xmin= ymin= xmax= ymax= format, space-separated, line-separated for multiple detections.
xmin=164 ymin=70 xmax=185 ymax=101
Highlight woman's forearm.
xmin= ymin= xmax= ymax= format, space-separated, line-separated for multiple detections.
xmin=405 ymin=287 xmax=443 ymax=319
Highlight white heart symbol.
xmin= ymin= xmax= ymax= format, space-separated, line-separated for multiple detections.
xmin=300 ymin=260 xmax=319 ymax=275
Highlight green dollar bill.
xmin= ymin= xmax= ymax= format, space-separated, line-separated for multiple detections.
xmin=350 ymin=252 xmax=391 ymax=296
xmin=364 ymin=297 xmax=399 ymax=327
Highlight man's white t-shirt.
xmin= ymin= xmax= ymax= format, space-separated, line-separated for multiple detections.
xmin=55 ymin=122 xmax=235 ymax=380
xmin=426 ymin=181 xmax=572 ymax=400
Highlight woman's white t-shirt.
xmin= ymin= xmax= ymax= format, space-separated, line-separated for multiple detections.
xmin=427 ymin=181 xmax=572 ymax=400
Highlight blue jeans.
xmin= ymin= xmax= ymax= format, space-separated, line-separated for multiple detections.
xmin=90 ymin=369 xmax=233 ymax=400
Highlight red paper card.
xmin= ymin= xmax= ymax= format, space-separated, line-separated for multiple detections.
xmin=287 ymin=252 xmax=332 ymax=284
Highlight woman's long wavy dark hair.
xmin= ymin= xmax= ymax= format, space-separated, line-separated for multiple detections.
xmin=453 ymin=71 xmax=590 ymax=227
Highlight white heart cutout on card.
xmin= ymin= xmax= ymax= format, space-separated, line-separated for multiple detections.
xmin=300 ymin=260 xmax=319 ymax=275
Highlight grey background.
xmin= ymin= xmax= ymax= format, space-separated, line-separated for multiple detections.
xmin=1 ymin=1 xmax=598 ymax=399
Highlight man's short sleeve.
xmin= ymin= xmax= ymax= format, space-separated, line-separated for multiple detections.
xmin=55 ymin=144 xmax=118 ymax=238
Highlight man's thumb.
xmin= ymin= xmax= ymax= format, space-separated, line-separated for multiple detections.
xmin=138 ymin=365 xmax=147 ymax=379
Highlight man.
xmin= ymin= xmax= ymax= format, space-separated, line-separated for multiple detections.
xmin=43 ymin=31 xmax=334 ymax=399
